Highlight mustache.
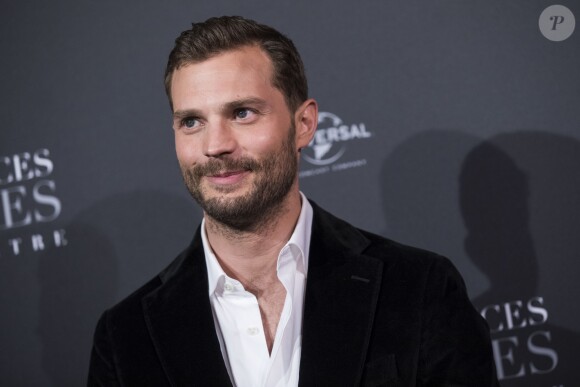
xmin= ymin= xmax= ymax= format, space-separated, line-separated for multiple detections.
xmin=190 ymin=157 xmax=262 ymax=178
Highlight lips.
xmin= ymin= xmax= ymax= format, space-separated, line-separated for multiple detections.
xmin=205 ymin=169 xmax=250 ymax=186
xmin=210 ymin=170 xmax=246 ymax=178
xmin=190 ymin=157 xmax=260 ymax=188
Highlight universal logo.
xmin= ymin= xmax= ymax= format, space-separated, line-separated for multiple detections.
xmin=0 ymin=148 xmax=67 ymax=257
xmin=299 ymin=112 xmax=371 ymax=178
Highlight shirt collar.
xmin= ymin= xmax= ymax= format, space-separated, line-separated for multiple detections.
xmin=202 ymin=192 xmax=313 ymax=296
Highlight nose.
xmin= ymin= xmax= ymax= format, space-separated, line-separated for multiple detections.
xmin=203 ymin=120 xmax=237 ymax=158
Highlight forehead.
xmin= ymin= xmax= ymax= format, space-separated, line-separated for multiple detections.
xmin=170 ymin=45 xmax=278 ymax=110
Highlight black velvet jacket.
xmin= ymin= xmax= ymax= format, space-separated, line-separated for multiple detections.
xmin=88 ymin=201 xmax=499 ymax=386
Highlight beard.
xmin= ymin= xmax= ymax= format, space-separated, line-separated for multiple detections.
xmin=180 ymin=126 xmax=298 ymax=231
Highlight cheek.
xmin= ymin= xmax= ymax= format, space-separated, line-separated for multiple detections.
xmin=175 ymin=137 xmax=199 ymax=166
xmin=240 ymin=130 xmax=287 ymax=155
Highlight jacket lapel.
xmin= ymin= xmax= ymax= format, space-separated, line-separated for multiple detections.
xmin=299 ymin=202 xmax=383 ymax=387
xmin=139 ymin=202 xmax=382 ymax=386
xmin=141 ymin=230 xmax=232 ymax=387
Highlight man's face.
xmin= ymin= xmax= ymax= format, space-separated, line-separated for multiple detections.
xmin=171 ymin=45 xmax=299 ymax=230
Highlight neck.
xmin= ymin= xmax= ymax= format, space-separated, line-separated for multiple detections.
xmin=204 ymin=190 xmax=302 ymax=287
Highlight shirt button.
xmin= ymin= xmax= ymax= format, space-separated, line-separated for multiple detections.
xmin=247 ymin=327 xmax=260 ymax=336
xmin=224 ymin=283 xmax=234 ymax=292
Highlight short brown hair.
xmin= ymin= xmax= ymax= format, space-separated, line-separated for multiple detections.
xmin=164 ymin=16 xmax=308 ymax=112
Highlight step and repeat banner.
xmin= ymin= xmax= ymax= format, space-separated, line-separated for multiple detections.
xmin=1 ymin=1 xmax=578 ymax=386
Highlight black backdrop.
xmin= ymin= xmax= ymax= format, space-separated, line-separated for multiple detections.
xmin=1 ymin=1 xmax=578 ymax=385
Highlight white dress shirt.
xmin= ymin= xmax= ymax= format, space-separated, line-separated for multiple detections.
xmin=202 ymin=193 xmax=313 ymax=387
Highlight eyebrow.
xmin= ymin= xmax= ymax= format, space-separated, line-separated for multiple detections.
xmin=173 ymin=108 xmax=202 ymax=121
xmin=172 ymin=97 xmax=270 ymax=120
xmin=224 ymin=97 xmax=269 ymax=112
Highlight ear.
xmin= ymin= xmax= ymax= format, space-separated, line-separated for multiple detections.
xmin=294 ymin=98 xmax=318 ymax=150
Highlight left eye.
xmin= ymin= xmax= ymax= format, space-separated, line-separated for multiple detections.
xmin=235 ymin=108 xmax=253 ymax=119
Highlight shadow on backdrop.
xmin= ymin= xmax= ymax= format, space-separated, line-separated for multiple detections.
xmin=381 ymin=130 xmax=579 ymax=385
xmin=460 ymin=132 xmax=580 ymax=385
xmin=460 ymin=139 xmax=537 ymax=305
xmin=38 ymin=190 xmax=200 ymax=387
xmin=380 ymin=130 xmax=487 ymax=296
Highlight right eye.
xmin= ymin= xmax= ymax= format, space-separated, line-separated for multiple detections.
xmin=182 ymin=117 xmax=199 ymax=128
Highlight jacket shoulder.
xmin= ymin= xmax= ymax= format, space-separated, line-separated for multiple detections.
xmin=100 ymin=233 xmax=199 ymax=326
xmin=310 ymin=199 xmax=454 ymax=274
xmin=360 ymin=228 xmax=455 ymax=271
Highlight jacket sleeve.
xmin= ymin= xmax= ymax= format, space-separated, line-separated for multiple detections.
xmin=87 ymin=310 xmax=120 ymax=387
xmin=418 ymin=257 xmax=499 ymax=386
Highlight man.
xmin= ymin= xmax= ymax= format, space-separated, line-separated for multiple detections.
xmin=88 ymin=16 xmax=498 ymax=386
